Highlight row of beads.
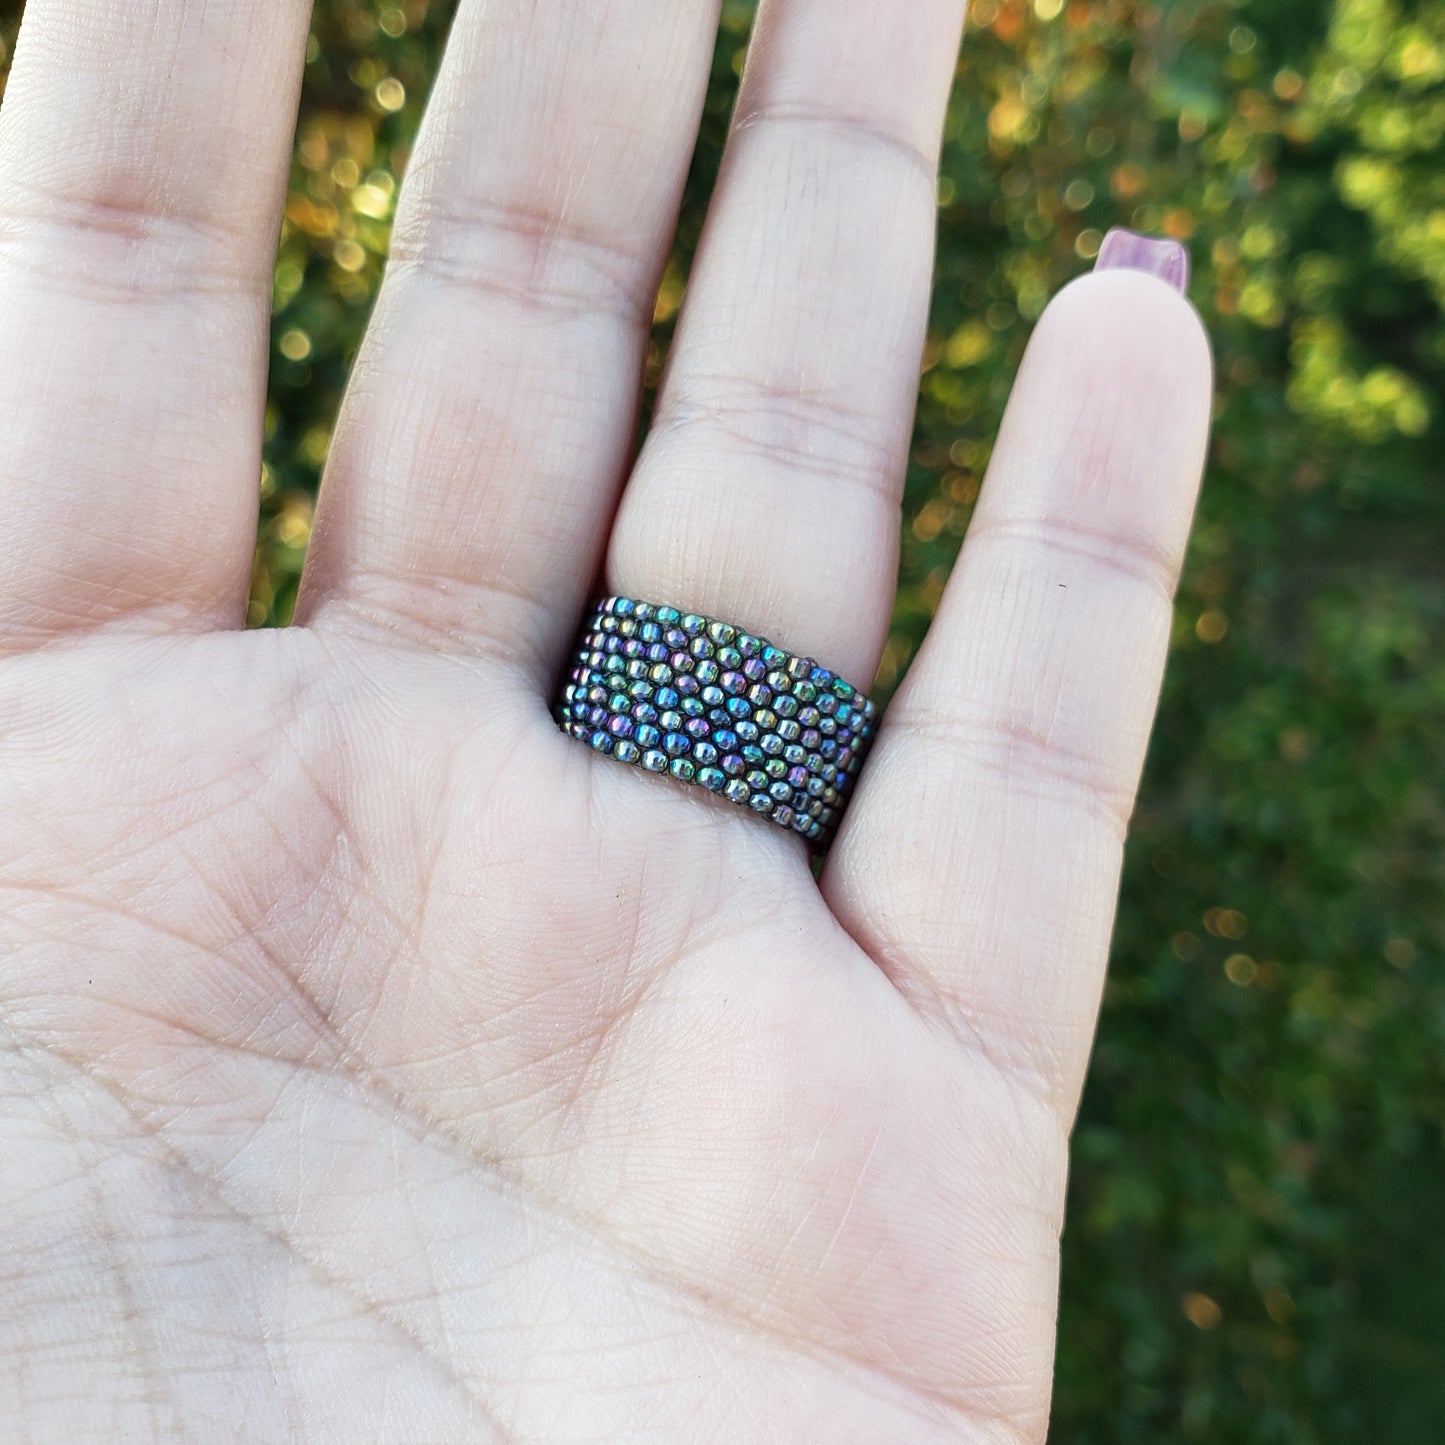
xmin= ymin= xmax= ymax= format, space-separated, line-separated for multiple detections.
xmin=558 ymin=597 xmax=878 ymax=846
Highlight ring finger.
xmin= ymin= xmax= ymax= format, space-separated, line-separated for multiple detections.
xmin=606 ymin=0 xmax=968 ymax=689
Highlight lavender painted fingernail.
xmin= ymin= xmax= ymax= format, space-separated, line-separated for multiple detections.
xmin=1094 ymin=227 xmax=1190 ymax=295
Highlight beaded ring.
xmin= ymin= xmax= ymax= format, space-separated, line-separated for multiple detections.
xmin=557 ymin=596 xmax=880 ymax=849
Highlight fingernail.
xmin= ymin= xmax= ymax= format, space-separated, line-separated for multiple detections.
xmin=1094 ymin=227 xmax=1190 ymax=295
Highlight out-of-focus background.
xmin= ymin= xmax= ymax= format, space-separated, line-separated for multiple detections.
xmin=2 ymin=0 xmax=1441 ymax=1438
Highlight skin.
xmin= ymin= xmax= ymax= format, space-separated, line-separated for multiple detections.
xmin=0 ymin=1 xmax=1213 ymax=1441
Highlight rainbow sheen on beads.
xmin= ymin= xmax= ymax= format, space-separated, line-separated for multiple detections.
xmin=556 ymin=596 xmax=881 ymax=849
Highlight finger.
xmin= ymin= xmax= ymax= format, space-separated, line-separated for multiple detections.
xmin=605 ymin=0 xmax=967 ymax=688
xmin=298 ymin=2 xmax=721 ymax=677
xmin=0 ymin=0 xmax=313 ymax=645
xmin=826 ymin=249 xmax=1213 ymax=1118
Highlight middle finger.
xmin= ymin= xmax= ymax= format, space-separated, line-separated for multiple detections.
xmin=299 ymin=1 xmax=722 ymax=676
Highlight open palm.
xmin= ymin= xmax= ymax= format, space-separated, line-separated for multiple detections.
xmin=0 ymin=1 xmax=1211 ymax=1440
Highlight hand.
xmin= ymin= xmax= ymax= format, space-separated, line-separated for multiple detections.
xmin=0 ymin=2 xmax=1211 ymax=1440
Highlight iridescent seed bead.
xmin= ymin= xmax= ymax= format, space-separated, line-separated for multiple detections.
xmin=663 ymin=732 xmax=690 ymax=756
xmin=748 ymin=794 xmax=774 ymax=814
xmin=793 ymin=680 xmax=817 ymax=703
xmin=836 ymin=703 xmax=854 ymax=726
xmin=820 ymin=737 xmax=838 ymax=758
xmin=677 ymin=677 xmax=701 ymax=700
xmin=698 ymin=766 xmax=725 ymax=791
xmin=685 ymin=718 xmax=710 ymax=739
xmin=821 ymin=763 xmax=839 ymax=783
xmin=655 ymin=687 xmax=680 ymax=709
xmin=809 ymin=666 xmax=833 ymax=686
xmin=790 ymin=813 xmax=813 ymax=834
xmin=774 ymin=695 xmax=799 ymax=720
xmin=721 ymin=754 xmax=746 ymax=776
xmin=623 ymin=638 xmax=645 ymax=658
xmin=628 ymin=680 xmax=650 ymax=699
xmin=766 ymin=670 xmax=792 ymax=693
xmin=648 ymin=643 xmax=670 ymax=664
xmin=787 ymin=656 xmax=812 ymax=682
xmin=819 ymin=717 xmax=837 ymax=738
xmin=633 ymin=603 xmax=653 ymax=621
xmin=695 ymin=660 xmax=720 ymax=685
xmin=640 ymin=622 xmax=660 ymax=643
xmin=670 ymin=651 xmax=694 ymax=674
xmin=618 ymin=617 xmax=637 ymax=636
xmin=608 ymin=716 xmax=634 ymax=739
xmin=714 ymin=729 xmax=738 ymax=751
xmin=614 ymin=740 xmax=640 ymax=764
xmin=817 ymin=693 xmax=837 ymax=716
xmin=773 ymin=805 xmax=795 ymax=828
xmin=747 ymin=683 xmax=772 ymax=706
xmin=763 ymin=646 xmax=787 ymax=667
xmin=659 ymin=710 xmax=683 ymax=731
xmin=635 ymin=725 xmax=661 ymax=749
xmin=726 ymin=697 xmax=752 ymax=720
xmin=721 ymin=671 xmax=748 ymax=695
xmin=609 ymin=692 xmax=630 ymax=712
xmin=769 ymin=781 xmax=793 ymax=804
xmin=669 ymin=758 xmax=696 ymax=782
xmin=718 ymin=647 xmax=743 ymax=670
xmin=626 ymin=660 xmax=649 ymax=680
xmin=784 ymin=743 xmax=807 ymax=766
xmin=690 ymin=636 xmax=713 ymax=659
xmin=664 ymin=627 xmax=688 ymax=649
xmin=798 ymin=707 xmax=821 ymax=728
xmin=642 ymin=749 xmax=668 ymax=772
xmin=746 ymin=769 xmax=770 ymax=791
xmin=806 ymin=822 xmax=824 ymax=841
xmin=680 ymin=696 xmax=705 ymax=717
xmin=708 ymin=708 xmax=731 ymax=727
xmin=801 ymin=728 xmax=821 ymax=749
xmin=764 ymin=758 xmax=787 ymax=781
xmin=760 ymin=734 xmax=783 ymax=757
xmin=693 ymin=742 xmax=719 ymax=766
xmin=587 ymin=707 xmax=607 ymax=727
xmin=604 ymin=656 xmax=626 ymax=674
xmin=724 ymin=779 xmax=751 ymax=805
xmin=787 ymin=764 xmax=810 ymax=788
xmin=743 ymin=657 xmax=767 ymax=682
xmin=589 ymin=731 xmax=613 ymax=754
xmin=807 ymin=777 xmax=827 ymax=798
xmin=657 ymin=606 xmax=680 ymax=625
xmin=708 ymin=621 xmax=736 ymax=646
xmin=738 ymin=634 xmax=761 ymax=658
xmin=741 ymin=744 xmax=764 ymax=765
xmin=777 ymin=719 xmax=801 ymax=743
xmin=753 ymin=708 xmax=777 ymax=731
xmin=613 ymin=598 xmax=634 ymax=616
xmin=736 ymin=722 xmax=760 ymax=745
xmin=649 ymin=663 xmax=671 ymax=684
xmin=701 ymin=685 xmax=725 ymax=707
xmin=683 ymin=614 xmax=706 ymax=636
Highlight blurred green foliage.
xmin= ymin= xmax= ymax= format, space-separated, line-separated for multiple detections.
xmin=1 ymin=0 xmax=1441 ymax=1438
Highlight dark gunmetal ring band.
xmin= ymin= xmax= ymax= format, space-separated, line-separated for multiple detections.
xmin=557 ymin=596 xmax=879 ymax=849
